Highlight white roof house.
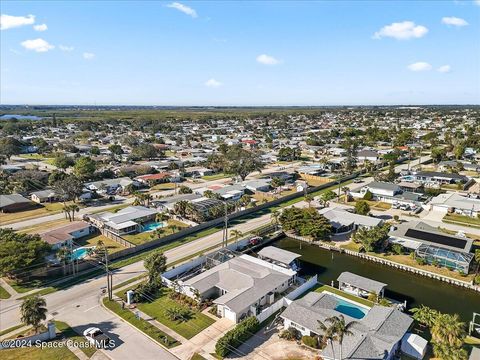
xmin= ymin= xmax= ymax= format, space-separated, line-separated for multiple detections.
xmin=318 ymin=208 xmax=383 ymax=234
xmin=180 ymin=254 xmax=296 ymax=323
xmin=429 ymin=192 xmax=480 ymax=217
xmin=401 ymin=333 xmax=428 ymax=360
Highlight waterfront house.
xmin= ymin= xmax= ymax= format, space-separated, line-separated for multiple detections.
xmin=257 ymin=246 xmax=301 ymax=270
xmin=388 ymin=221 xmax=474 ymax=273
xmin=281 ymin=291 xmax=413 ymax=360
xmin=318 ymin=208 xmax=383 ymax=234
xmin=172 ymin=254 xmax=297 ymax=323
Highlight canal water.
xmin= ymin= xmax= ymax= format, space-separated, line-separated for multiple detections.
xmin=274 ymin=238 xmax=479 ymax=322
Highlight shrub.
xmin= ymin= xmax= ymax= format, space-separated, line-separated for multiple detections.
xmin=474 ymin=275 xmax=480 ymax=285
xmin=215 ymin=316 xmax=260 ymax=357
xmin=279 ymin=327 xmax=299 ymax=340
xmin=363 ymin=190 xmax=373 ymax=201
xmin=391 ymin=243 xmax=403 ymax=255
xmin=302 ymin=335 xmax=319 ymax=349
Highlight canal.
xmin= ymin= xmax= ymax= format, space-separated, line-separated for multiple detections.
xmin=274 ymin=237 xmax=480 ymax=322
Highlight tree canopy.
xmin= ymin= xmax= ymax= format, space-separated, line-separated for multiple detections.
xmin=279 ymin=207 xmax=333 ymax=241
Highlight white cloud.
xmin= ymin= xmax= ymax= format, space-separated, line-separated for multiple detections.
xmin=256 ymin=54 xmax=280 ymax=65
xmin=475 ymin=0 xmax=480 ymax=6
xmin=407 ymin=62 xmax=432 ymax=71
xmin=166 ymin=2 xmax=197 ymax=18
xmin=205 ymin=78 xmax=222 ymax=88
xmin=33 ymin=23 xmax=47 ymax=31
xmin=441 ymin=16 xmax=468 ymax=26
xmin=59 ymin=45 xmax=74 ymax=52
xmin=373 ymin=21 xmax=428 ymax=40
xmin=20 ymin=38 xmax=54 ymax=52
xmin=83 ymin=52 xmax=95 ymax=60
xmin=1 ymin=14 xmax=35 ymax=30
xmin=437 ymin=65 xmax=451 ymax=73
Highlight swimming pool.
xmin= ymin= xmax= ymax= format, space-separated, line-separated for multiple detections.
xmin=325 ymin=291 xmax=370 ymax=319
xmin=142 ymin=221 xmax=167 ymax=232
xmin=71 ymin=246 xmax=95 ymax=260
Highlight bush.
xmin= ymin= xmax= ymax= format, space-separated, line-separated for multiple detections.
xmin=363 ymin=190 xmax=373 ymax=201
xmin=391 ymin=243 xmax=403 ymax=255
xmin=279 ymin=327 xmax=299 ymax=340
xmin=302 ymin=335 xmax=319 ymax=349
xmin=474 ymin=275 xmax=480 ymax=285
xmin=215 ymin=316 xmax=260 ymax=357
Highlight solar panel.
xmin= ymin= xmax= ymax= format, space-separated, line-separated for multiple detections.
xmin=405 ymin=229 xmax=467 ymax=250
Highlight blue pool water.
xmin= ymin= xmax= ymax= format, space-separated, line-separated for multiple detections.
xmin=142 ymin=221 xmax=166 ymax=232
xmin=71 ymin=247 xmax=94 ymax=260
xmin=334 ymin=297 xmax=369 ymax=319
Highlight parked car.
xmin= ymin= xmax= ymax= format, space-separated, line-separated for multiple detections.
xmin=83 ymin=327 xmax=112 ymax=348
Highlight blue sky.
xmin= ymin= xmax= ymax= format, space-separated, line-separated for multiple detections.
xmin=1 ymin=1 xmax=479 ymax=105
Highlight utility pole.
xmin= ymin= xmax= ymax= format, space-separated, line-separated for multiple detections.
xmin=103 ymin=244 xmax=112 ymax=300
xmin=223 ymin=201 xmax=228 ymax=247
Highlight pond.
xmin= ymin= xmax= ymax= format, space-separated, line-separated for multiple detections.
xmin=274 ymin=237 xmax=480 ymax=322
xmin=0 ymin=114 xmax=42 ymax=120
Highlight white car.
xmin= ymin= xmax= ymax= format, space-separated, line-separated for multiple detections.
xmin=83 ymin=327 xmax=111 ymax=348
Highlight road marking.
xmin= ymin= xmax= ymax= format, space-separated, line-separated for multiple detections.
xmin=84 ymin=304 xmax=100 ymax=312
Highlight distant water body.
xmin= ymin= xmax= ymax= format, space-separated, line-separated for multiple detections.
xmin=0 ymin=114 xmax=42 ymax=120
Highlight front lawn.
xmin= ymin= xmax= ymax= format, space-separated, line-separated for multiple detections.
xmin=151 ymin=183 xmax=176 ymax=191
xmin=202 ymin=173 xmax=232 ymax=181
xmin=102 ymin=298 xmax=180 ymax=348
xmin=54 ymin=321 xmax=98 ymax=358
xmin=443 ymin=213 xmax=480 ymax=228
xmin=0 ymin=284 xmax=12 ymax=299
xmin=118 ymin=287 xmax=215 ymax=339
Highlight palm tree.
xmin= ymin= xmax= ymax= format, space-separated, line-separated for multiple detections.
xmin=411 ymin=305 xmax=439 ymax=328
xmin=174 ymin=200 xmax=189 ymax=217
xmin=341 ymin=186 xmax=349 ymax=203
xmin=317 ymin=319 xmax=337 ymax=359
xmin=431 ymin=313 xmax=466 ymax=348
xmin=433 ymin=343 xmax=468 ymax=360
xmin=318 ymin=315 xmax=358 ymax=360
xmin=270 ymin=209 xmax=280 ymax=225
xmin=57 ymin=246 xmax=71 ymax=266
xmin=70 ymin=204 xmax=79 ymax=221
xmin=230 ymin=229 xmax=243 ymax=240
xmin=304 ymin=194 xmax=314 ymax=207
xmin=20 ymin=295 xmax=48 ymax=333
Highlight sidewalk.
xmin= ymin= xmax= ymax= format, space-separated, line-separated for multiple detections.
xmin=0 ymin=278 xmax=18 ymax=298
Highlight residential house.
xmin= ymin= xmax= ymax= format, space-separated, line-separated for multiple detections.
xmin=243 ymin=179 xmax=271 ymax=193
xmin=414 ymin=171 xmax=468 ymax=185
xmin=281 ymin=291 xmax=413 ymax=360
xmin=318 ymin=208 xmax=383 ymax=234
xmin=31 ymin=190 xmax=58 ymax=203
xmin=388 ymin=221 xmax=474 ymax=273
xmin=356 ymin=149 xmax=380 ymax=163
xmin=135 ymin=172 xmax=180 ymax=186
xmin=40 ymin=221 xmax=92 ymax=250
xmin=88 ymin=205 xmax=157 ymax=235
xmin=84 ymin=177 xmax=135 ymax=194
xmin=257 ymin=246 xmax=301 ymax=270
xmin=174 ymin=254 xmax=297 ymax=323
xmin=429 ymin=192 xmax=480 ymax=217
xmin=0 ymin=194 xmax=37 ymax=213
xmin=354 ymin=181 xmax=421 ymax=206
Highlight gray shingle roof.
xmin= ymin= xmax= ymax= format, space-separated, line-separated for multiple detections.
xmin=337 ymin=272 xmax=387 ymax=294
xmin=0 ymin=194 xmax=32 ymax=207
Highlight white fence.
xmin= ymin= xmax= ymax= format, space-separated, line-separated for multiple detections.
xmin=0 ymin=322 xmax=56 ymax=349
xmin=256 ymin=275 xmax=318 ymax=323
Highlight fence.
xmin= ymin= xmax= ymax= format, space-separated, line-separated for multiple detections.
xmin=101 ymin=228 xmax=135 ymax=248
xmin=0 ymin=323 xmax=56 ymax=349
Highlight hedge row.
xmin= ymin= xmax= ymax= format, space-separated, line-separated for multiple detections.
xmin=215 ymin=316 xmax=260 ymax=357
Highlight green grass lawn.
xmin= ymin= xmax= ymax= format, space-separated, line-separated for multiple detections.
xmin=314 ymin=285 xmax=373 ymax=307
xmin=0 ymin=284 xmax=12 ymax=299
xmin=0 ymin=202 xmax=69 ymax=225
xmin=443 ymin=213 xmax=480 ymax=228
xmin=75 ymin=233 xmax=126 ymax=254
xmin=151 ymin=183 xmax=176 ymax=191
xmin=103 ymin=298 xmax=180 ymax=348
xmin=124 ymin=220 xmax=189 ymax=245
xmin=117 ymin=287 xmax=215 ymax=340
xmin=201 ymin=173 xmax=232 ymax=181
xmin=0 ymin=324 xmax=25 ymax=337
xmin=191 ymin=353 xmax=207 ymax=360
xmin=54 ymin=321 xmax=98 ymax=358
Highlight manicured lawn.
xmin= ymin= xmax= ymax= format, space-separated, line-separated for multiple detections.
xmin=191 ymin=353 xmax=207 ymax=360
xmin=339 ymin=241 xmax=362 ymax=252
xmin=75 ymin=233 xmax=126 ymax=254
xmin=1 ymin=345 xmax=78 ymax=360
xmin=124 ymin=220 xmax=189 ymax=246
xmin=102 ymin=298 xmax=180 ymax=348
xmin=443 ymin=213 xmax=480 ymax=228
xmin=314 ymin=285 xmax=373 ymax=307
xmin=0 ymin=203 xmax=66 ymax=225
xmin=118 ymin=287 xmax=215 ymax=340
xmin=0 ymin=284 xmax=12 ymax=299
xmin=151 ymin=183 xmax=176 ymax=190
xmin=202 ymin=173 xmax=232 ymax=181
